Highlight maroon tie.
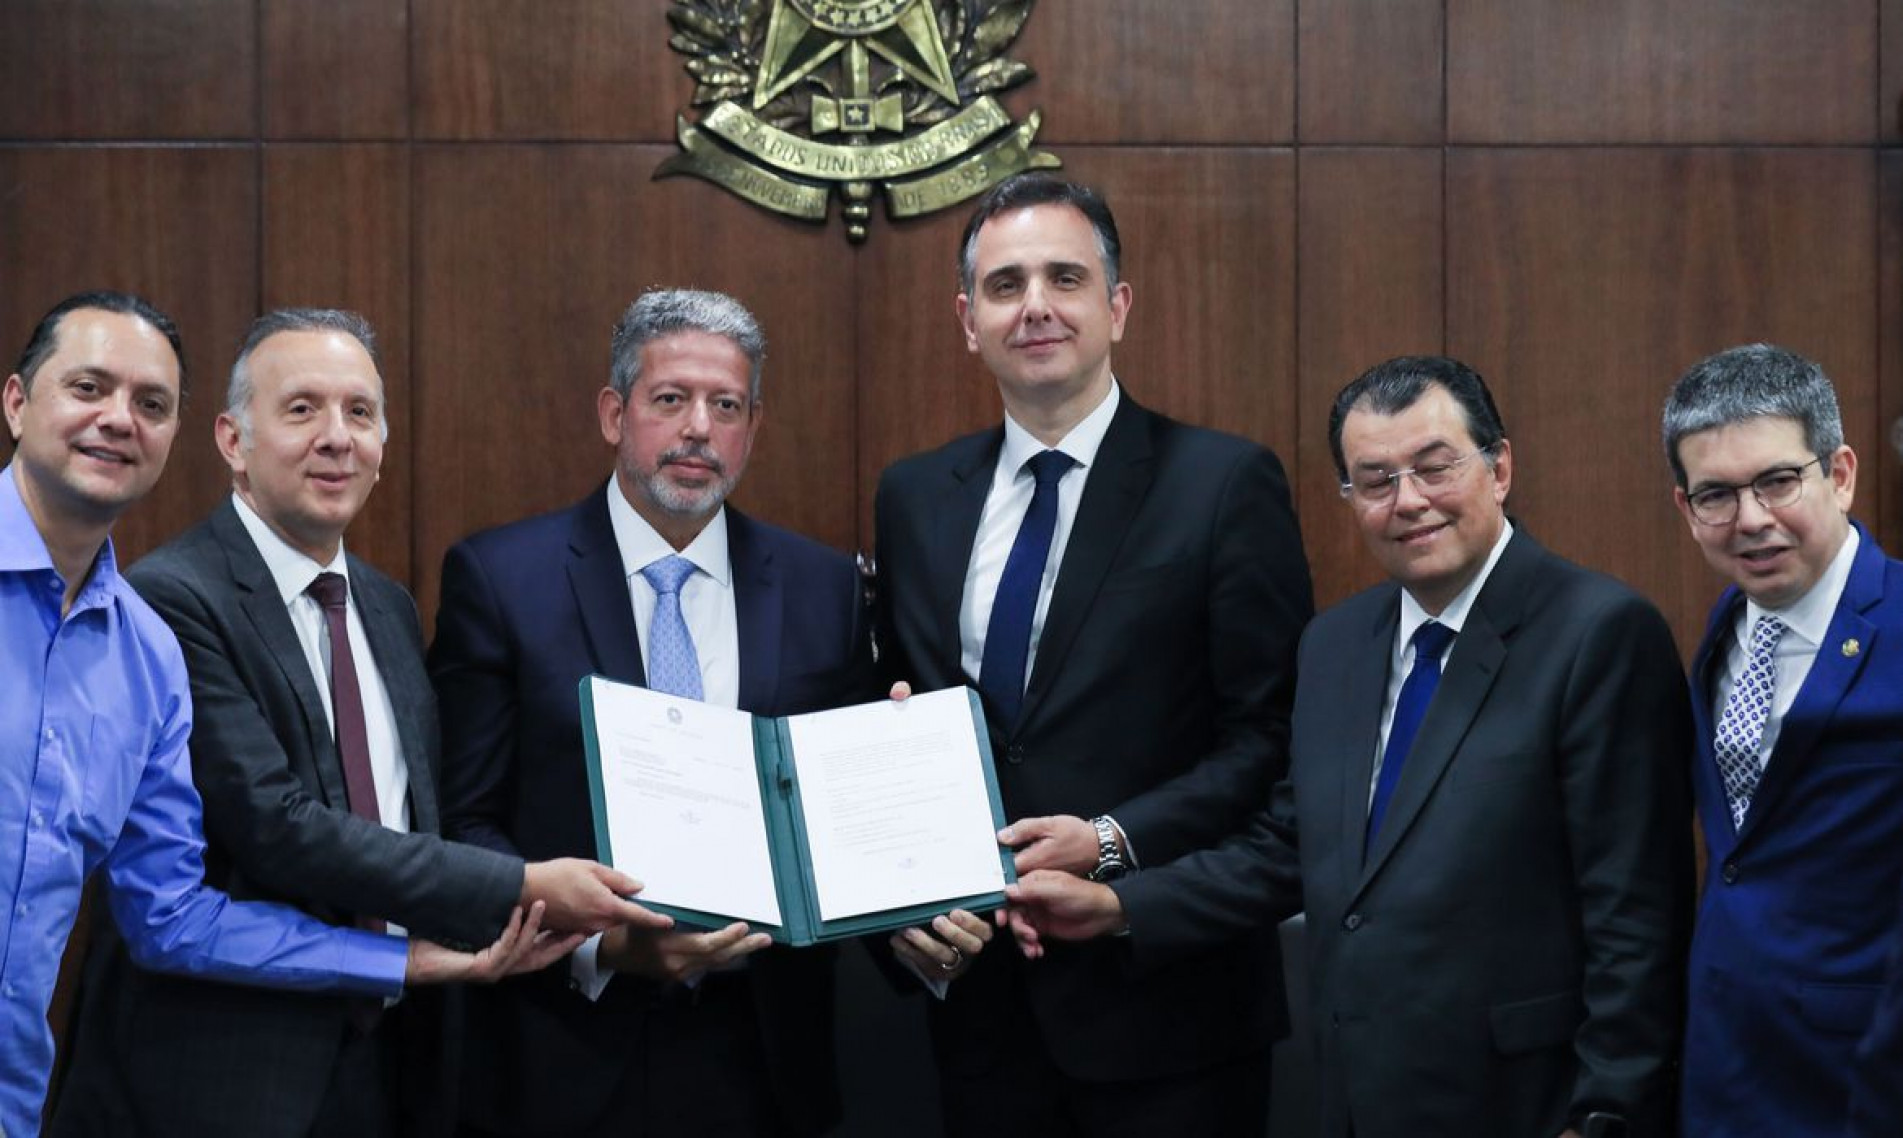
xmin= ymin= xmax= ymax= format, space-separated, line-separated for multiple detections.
xmin=306 ymin=572 xmax=386 ymax=937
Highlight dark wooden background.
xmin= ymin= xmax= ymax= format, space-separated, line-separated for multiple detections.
xmin=5 ymin=2 xmax=1901 ymax=1132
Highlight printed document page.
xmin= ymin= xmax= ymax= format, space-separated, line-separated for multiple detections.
xmin=587 ymin=677 xmax=782 ymax=926
xmin=786 ymin=688 xmax=1005 ymax=921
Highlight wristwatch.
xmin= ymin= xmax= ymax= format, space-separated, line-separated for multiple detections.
xmin=1086 ymin=815 xmax=1129 ymax=882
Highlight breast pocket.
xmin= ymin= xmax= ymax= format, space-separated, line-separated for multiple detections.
xmin=60 ymin=714 xmax=153 ymax=850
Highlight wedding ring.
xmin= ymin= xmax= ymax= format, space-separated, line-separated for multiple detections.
xmin=939 ymin=945 xmax=964 ymax=973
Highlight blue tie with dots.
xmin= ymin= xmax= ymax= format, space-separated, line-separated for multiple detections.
xmin=1714 ymin=614 xmax=1786 ymax=830
xmin=640 ymin=555 xmax=704 ymax=700
xmin=1367 ymin=620 xmax=1456 ymax=850
xmin=980 ymin=449 xmax=1076 ymax=730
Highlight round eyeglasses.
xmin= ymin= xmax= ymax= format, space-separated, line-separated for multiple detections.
xmin=1683 ymin=455 xmax=1826 ymax=526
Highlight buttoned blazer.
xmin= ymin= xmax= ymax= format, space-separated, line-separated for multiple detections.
xmin=1119 ymin=528 xmax=1694 ymax=1137
xmin=1682 ymin=523 xmax=1903 ymax=1136
xmin=55 ymin=499 xmax=521 ymax=1138
xmin=872 ymin=393 xmax=1314 ymax=1082
xmin=430 ymin=486 xmax=875 ymax=1137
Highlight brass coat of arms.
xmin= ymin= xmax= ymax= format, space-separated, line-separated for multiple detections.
xmin=657 ymin=0 xmax=1059 ymax=242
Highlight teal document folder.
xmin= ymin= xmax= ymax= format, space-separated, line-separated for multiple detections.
xmin=580 ymin=679 xmax=1015 ymax=946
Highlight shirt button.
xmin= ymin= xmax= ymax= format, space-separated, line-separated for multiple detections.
xmin=30 ymin=813 xmax=43 ymax=829
xmin=1721 ymin=862 xmax=1740 ymax=884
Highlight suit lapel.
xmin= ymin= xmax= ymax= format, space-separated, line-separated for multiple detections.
xmin=351 ymin=560 xmax=437 ymax=832
xmin=567 ymin=485 xmax=647 ymax=685
xmin=1689 ymin=590 xmax=1745 ymax=847
xmin=1020 ymin=399 xmax=1154 ymax=732
xmin=1739 ymin=529 xmax=1884 ymax=843
xmin=1337 ymin=592 xmax=1399 ymax=895
xmin=930 ymin=430 xmax=1001 ymax=681
xmin=729 ymin=509 xmax=782 ymax=715
xmin=1357 ymin=531 xmax=1527 ymax=891
xmin=213 ymin=503 xmax=353 ymax=813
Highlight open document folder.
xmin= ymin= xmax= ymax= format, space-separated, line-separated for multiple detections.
xmin=580 ymin=679 xmax=1016 ymax=946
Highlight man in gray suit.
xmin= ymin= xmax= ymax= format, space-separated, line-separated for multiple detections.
xmin=55 ymin=309 xmax=666 ymax=1138
xmin=1006 ymin=356 xmax=1694 ymax=1137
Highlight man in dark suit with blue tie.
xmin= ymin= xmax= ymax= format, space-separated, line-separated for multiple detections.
xmin=1664 ymin=344 xmax=1903 ymax=1136
xmin=52 ymin=308 xmax=653 ymax=1138
xmin=872 ymin=174 xmax=1314 ymax=1136
xmin=1005 ymin=356 xmax=1696 ymax=1137
xmin=430 ymin=289 xmax=876 ymax=1137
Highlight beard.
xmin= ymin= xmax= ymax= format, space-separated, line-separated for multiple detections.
xmin=634 ymin=442 xmax=738 ymax=519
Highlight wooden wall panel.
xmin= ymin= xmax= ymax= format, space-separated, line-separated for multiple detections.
xmin=262 ymin=0 xmax=410 ymax=139
xmin=1448 ymin=0 xmax=1875 ymax=143
xmin=1879 ymin=154 xmax=1902 ymax=551
xmin=1447 ymin=148 xmax=1878 ymax=652
xmin=411 ymin=1 xmax=677 ymax=140
xmin=1297 ymin=148 xmax=1445 ymax=607
xmin=262 ymin=145 xmax=414 ymax=581
xmin=1298 ymin=0 xmax=1444 ymax=144
xmin=1010 ymin=0 xmax=1294 ymax=143
xmin=0 ymin=147 xmax=259 ymax=564
xmin=0 ymin=0 xmax=255 ymax=139
xmin=1886 ymin=0 xmax=1903 ymax=142
xmin=412 ymin=145 xmax=858 ymax=623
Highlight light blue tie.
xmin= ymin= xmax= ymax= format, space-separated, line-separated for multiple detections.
xmin=640 ymin=555 xmax=704 ymax=700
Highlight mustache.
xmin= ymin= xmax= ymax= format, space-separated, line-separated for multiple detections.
xmin=659 ymin=444 xmax=725 ymax=475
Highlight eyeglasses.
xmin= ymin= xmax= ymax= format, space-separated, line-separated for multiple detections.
xmin=1339 ymin=443 xmax=1500 ymax=507
xmin=1683 ymin=455 xmax=1826 ymax=526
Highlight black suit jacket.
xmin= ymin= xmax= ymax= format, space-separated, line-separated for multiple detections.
xmin=1118 ymin=529 xmax=1695 ymax=1137
xmin=55 ymin=500 xmax=522 ymax=1138
xmin=873 ymin=393 xmax=1313 ymax=1080
xmin=429 ymin=486 xmax=875 ymax=1137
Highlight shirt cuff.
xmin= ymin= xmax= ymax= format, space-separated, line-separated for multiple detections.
xmin=343 ymin=928 xmax=410 ymax=999
xmin=569 ymin=933 xmax=614 ymax=1001
xmin=897 ymin=950 xmax=952 ymax=1000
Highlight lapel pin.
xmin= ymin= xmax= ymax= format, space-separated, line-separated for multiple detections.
xmin=1842 ymin=638 xmax=1861 ymax=658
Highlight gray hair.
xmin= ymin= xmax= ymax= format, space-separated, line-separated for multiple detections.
xmin=1662 ymin=343 xmax=1844 ymax=487
xmin=609 ymin=289 xmax=765 ymax=403
xmin=226 ymin=308 xmax=387 ymax=443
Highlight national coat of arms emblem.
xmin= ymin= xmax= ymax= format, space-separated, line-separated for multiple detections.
xmin=657 ymin=0 xmax=1059 ymax=242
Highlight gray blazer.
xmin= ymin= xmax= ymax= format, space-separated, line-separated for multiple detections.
xmin=54 ymin=499 xmax=521 ymax=1138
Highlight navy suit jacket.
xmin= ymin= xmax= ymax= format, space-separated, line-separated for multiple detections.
xmin=429 ymin=485 xmax=875 ymax=1137
xmin=55 ymin=500 xmax=522 ymax=1138
xmin=1847 ymin=871 xmax=1903 ymax=1136
xmin=874 ymin=394 xmax=1313 ymax=1081
xmin=1683 ymin=523 xmax=1903 ymax=1136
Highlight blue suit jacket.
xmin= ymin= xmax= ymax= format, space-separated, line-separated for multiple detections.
xmin=1683 ymin=523 xmax=1903 ymax=1136
xmin=429 ymin=485 xmax=876 ymax=1137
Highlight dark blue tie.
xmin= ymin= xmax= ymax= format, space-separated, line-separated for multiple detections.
xmin=979 ymin=450 xmax=1076 ymax=730
xmin=1367 ymin=620 xmax=1455 ymax=850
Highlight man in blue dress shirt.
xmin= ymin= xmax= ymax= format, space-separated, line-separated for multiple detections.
xmin=0 ymin=291 xmax=564 ymax=1137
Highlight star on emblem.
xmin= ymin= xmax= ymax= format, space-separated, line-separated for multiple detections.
xmin=754 ymin=0 xmax=959 ymax=107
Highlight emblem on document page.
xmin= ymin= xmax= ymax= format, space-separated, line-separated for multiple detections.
xmin=658 ymin=0 xmax=1059 ymax=242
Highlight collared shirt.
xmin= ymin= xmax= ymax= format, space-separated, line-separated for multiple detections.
xmin=230 ymin=493 xmax=411 ymax=834
xmin=959 ymin=379 xmax=1121 ymax=688
xmin=1711 ymin=525 xmax=1860 ymax=762
xmin=1370 ymin=520 xmax=1516 ymax=807
xmin=0 ymin=465 xmax=406 ymax=1138
xmin=575 ymin=478 xmax=742 ymax=998
xmin=606 ymin=476 xmax=741 ymax=709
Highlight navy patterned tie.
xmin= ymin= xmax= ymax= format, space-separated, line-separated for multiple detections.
xmin=1714 ymin=614 xmax=1785 ymax=830
xmin=1367 ymin=620 xmax=1455 ymax=850
xmin=641 ymin=555 xmax=704 ymax=700
xmin=979 ymin=450 xmax=1076 ymax=730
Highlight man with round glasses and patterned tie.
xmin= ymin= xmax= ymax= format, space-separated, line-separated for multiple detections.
xmin=1663 ymin=343 xmax=1903 ymax=1137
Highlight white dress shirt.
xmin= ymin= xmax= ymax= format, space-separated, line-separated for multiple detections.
xmin=1369 ymin=521 xmax=1515 ymax=808
xmin=958 ymin=380 xmax=1121 ymax=688
xmin=231 ymin=493 xmax=410 ymax=961
xmin=231 ymin=493 xmax=412 ymax=835
xmin=1710 ymin=525 xmax=1859 ymax=764
xmin=576 ymin=476 xmax=743 ymax=998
